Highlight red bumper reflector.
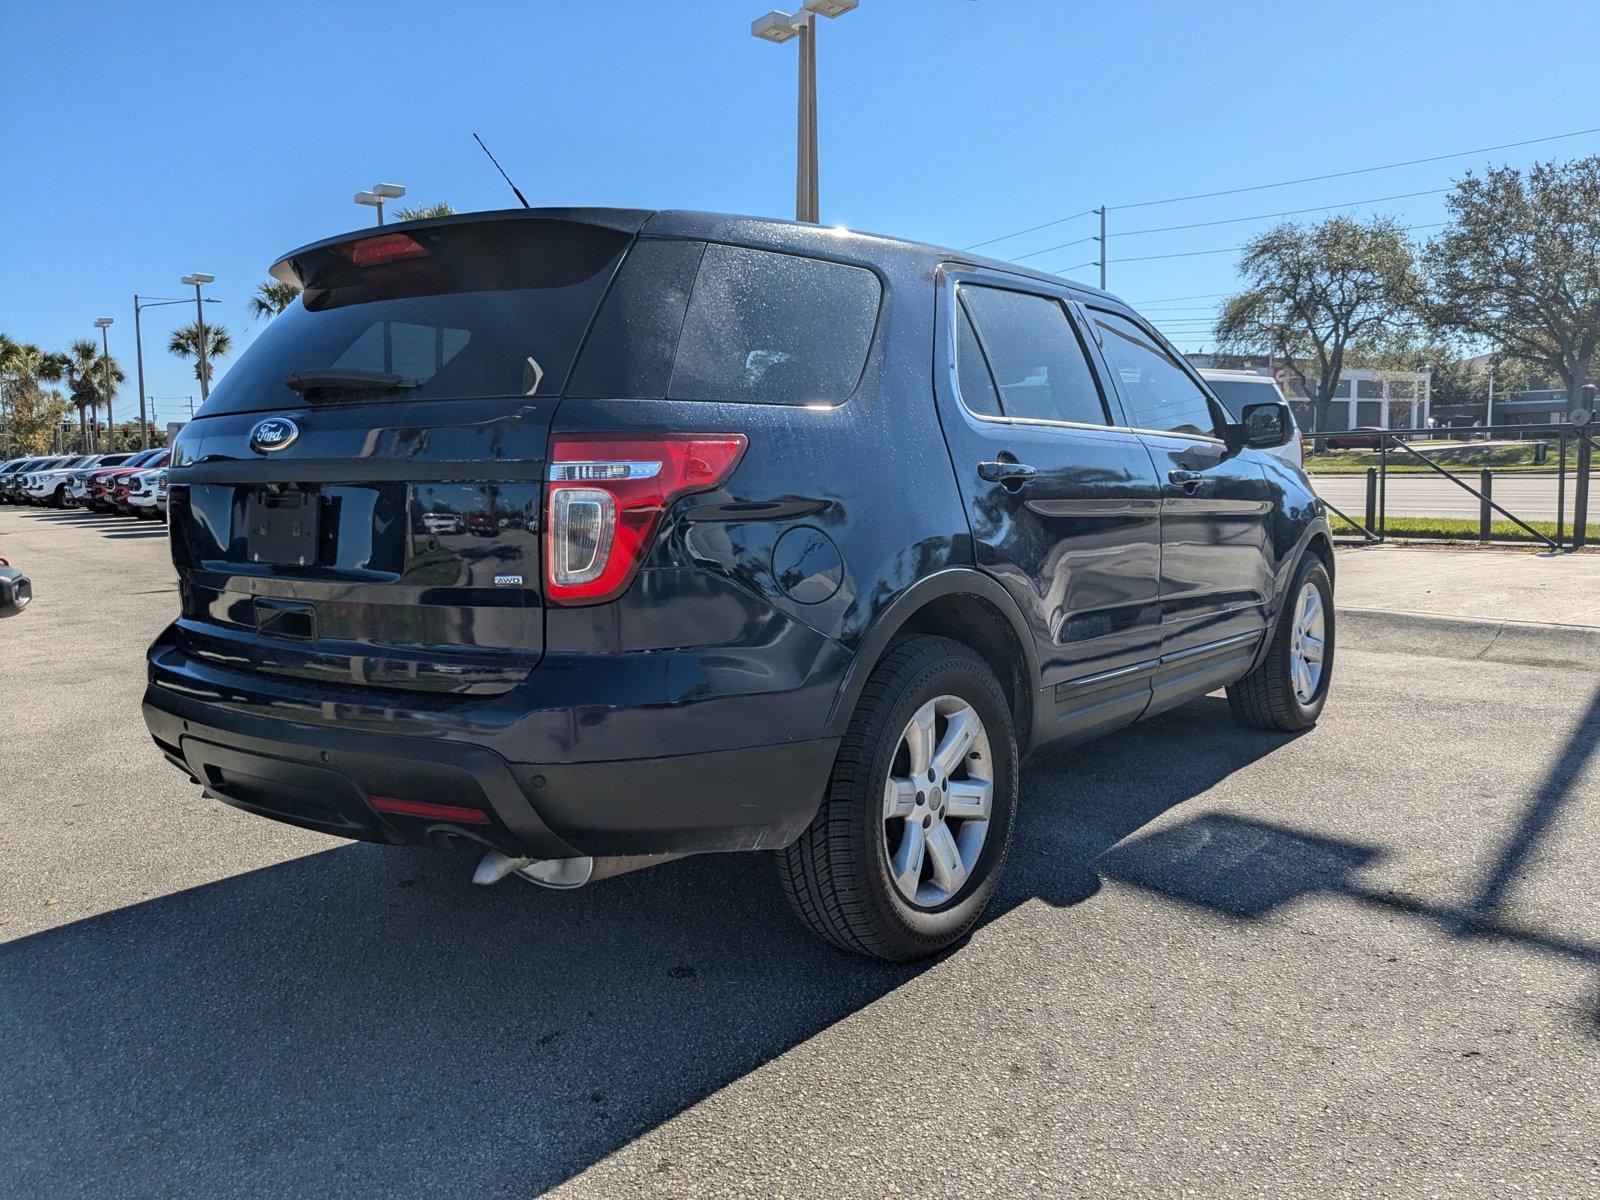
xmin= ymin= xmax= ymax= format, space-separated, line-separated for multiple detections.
xmin=369 ymin=795 xmax=491 ymax=824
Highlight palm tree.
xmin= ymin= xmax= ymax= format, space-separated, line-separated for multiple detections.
xmin=169 ymin=321 xmax=233 ymax=387
xmin=249 ymin=279 xmax=301 ymax=321
xmin=62 ymin=339 xmax=124 ymax=451
xmin=1 ymin=338 xmax=66 ymax=386
xmin=393 ymin=201 xmax=455 ymax=221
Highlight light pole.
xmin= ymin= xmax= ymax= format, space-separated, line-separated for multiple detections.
xmin=355 ymin=182 xmax=406 ymax=225
xmin=750 ymin=1 xmax=857 ymax=223
xmin=180 ymin=274 xmax=215 ymax=401
xmin=93 ymin=317 xmax=115 ymax=454
xmin=134 ymin=294 xmax=217 ymax=449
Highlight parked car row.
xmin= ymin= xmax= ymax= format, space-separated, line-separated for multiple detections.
xmin=0 ymin=449 xmax=170 ymax=518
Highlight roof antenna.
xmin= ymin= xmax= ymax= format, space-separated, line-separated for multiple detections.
xmin=473 ymin=132 xmax=530 ymax=209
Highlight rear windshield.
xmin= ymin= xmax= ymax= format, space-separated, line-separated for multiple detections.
xmin=197 ymin=219 xmax=633 ymax=416
xmin=200 ymin=224 xmax=881 ymax=416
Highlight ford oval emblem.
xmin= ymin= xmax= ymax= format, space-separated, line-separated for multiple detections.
xmin=249 ymin=417 xmax=299 ymax=454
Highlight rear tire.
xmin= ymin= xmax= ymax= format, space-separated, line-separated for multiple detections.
xmin=1227 ymin=554 xmax=1334 ymax=732
xmin=777 ymin=635 xmax=1019 ymax=962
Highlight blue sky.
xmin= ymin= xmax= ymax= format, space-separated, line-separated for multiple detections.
xmin=4 ymin=0 xmax=1598 ymax=420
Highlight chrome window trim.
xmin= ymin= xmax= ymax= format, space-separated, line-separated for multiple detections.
xmin=940 ymin=271 xmax=1130 ymax=437
xmin=1083 ymin=304 xmax=1231 ymax=442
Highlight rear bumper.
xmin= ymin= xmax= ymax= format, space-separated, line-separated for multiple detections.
xmin=142 ymin=677 xmax=839 ymax=860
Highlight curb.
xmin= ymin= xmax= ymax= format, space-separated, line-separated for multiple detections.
xmin=1340 ymin=607 xmax=1600 ymax=670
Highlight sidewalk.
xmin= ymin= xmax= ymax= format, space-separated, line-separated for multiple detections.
xmin=1335 ymin=544 xmax=1600 ymax=667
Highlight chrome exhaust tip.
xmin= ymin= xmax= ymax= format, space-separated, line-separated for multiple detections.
xmin=471 ymin=850 xmax=536 ymax=886
xmin=472 ymin=849 xmax=686 ymax=890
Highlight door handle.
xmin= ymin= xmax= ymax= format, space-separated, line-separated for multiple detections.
xmin=978 ymin=460 xmax=1038 ymax=483
xmin=1168 ymin=469 xmax=1206 ymax=494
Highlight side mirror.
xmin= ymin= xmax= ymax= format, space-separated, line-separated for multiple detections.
xmin=1232 ymin=401 xmax=1293 ymax=450
xmin=0 ymin=565 xmax=31 ymax=618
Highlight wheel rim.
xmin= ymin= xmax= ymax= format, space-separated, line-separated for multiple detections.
xmin=1289 ymin=581 xmax=1326 ymax=704
xmin=882 ymin=695 xmax=993 ymax=907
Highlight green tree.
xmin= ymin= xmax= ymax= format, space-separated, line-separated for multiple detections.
xmin=168 ymin=321 xmax=233 ymax=387
xmin=1215 ymin=215 xmax=1419 ymax=434
xmin=62 ymin=338 xmax=125 ymax=451
xmin=249 ymin=279 xmax=300 ymax=321
xmin=393 ymin=201 xmax=455 ymax=221
xmin=1 ymin=337 xmax=71 ymax=455
xmin=1423 ymin=157 xmax=1600 ymax=408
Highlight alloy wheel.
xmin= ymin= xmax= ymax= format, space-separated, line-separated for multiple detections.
xmin=1288 ymin=581 xmax=1326 ymax=704
xmin=882 ymin=695 xmax=993 ymax=907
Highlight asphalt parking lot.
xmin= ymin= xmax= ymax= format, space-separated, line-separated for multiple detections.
xmin=2 ymin=505 xmax=1597 ymax=1199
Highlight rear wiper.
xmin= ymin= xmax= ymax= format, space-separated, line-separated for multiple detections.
xmin=284 ymin=369 xmax=416 ymax=396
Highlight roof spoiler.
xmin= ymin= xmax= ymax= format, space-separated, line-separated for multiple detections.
xmin=268 ymin=207 xmax=655 ymax=289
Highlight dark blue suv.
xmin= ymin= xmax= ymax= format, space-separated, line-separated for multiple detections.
xmin=144 ymin=208 xmax=1334 ymax=960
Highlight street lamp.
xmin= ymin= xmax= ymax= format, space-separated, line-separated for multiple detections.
xmin=93 ymin=317 xmax=114 ymax=454
xmin=179 ymin=274 xmax=215 ymax=402
xmin=133 ymin=294 xmax=218 ymax=449
xmin=750 ymin=0 xmax=857 ymax=223
xmin=354 ymin=181 xmax=406 ymax=225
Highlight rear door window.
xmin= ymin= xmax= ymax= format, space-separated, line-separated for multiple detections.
xmin=953 ymin=304 xmax=1003 ymax=417
xmin=1092 ymin=310 xmax=1220 ymax=438
xmin=565 ymin=239 xmax=706 ymax=399
xmin=957 ymin=285 xmax=1109 ymax=426
xmin=667 ymin=244 xmax=880 ymax=405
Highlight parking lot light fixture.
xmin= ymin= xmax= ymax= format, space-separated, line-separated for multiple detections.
xmin=803 ymin=0 xmax=858 ymax=16
xmin=355 ymin=182 xmax=406 ymax=226
xmin=94 ymin=318 xmax=115 ymax=453
xmin=751 ymin=10 xmax=800 ymax=41
xmin=180 ymin=274 xmax=215 ymax=402
xmin=750 ymin=4 xmax=854 ymax=223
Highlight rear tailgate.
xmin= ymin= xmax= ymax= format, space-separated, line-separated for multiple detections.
xmin=168 ymin=397 xmax=549 ymax=695
xmin=165 ymin=212 xmax=647 ymax=697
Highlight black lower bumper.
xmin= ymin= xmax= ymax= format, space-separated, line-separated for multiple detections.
xmin=142 ymin=685 xmax=839 ymax=859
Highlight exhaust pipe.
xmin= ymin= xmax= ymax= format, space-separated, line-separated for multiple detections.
xmin=471 ymin=849 xmax=684 ymax=890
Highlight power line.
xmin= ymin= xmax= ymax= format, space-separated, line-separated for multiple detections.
xmin=1108 ymin=127 xmax=1599 ymax=212
xmin=1067 ymin=221 xmax=1446 ymax=267
xmin=963 ymin=124 xmax=1600 ymax=253
xmin=1124 ymin=290 xmax=1233 ymax=305
xmin=1107 ymin=188 xmax=1449 ymax=239
xmin=1011 ymin=235 xmax=1096 ymax=263
xmin=962 ymin=208 xmax=1096 ymax=252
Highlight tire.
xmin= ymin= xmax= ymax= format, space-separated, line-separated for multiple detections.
xmin=777 ymin=635 xmax=1019 ymax=961
xmin=1227 ymin=554 xmax=1334 ymax=732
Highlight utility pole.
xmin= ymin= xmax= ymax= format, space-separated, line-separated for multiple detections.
xmin=133 ymin=296 xmax=149 ymax=450
xmin=1486 ymin=369 xmax=1495 ymax=428
xmin=1096 ymin=205 xmax=1107 ymax=289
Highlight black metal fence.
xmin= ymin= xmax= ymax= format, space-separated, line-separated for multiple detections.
xmin=1314 ymin=385 xmax=1597 ymax=552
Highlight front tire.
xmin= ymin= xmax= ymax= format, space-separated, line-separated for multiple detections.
xmin=777 ymin=635 xmax=1019 ymax=962
xmin=1227 ymin=554 xmax=1334 ymax=731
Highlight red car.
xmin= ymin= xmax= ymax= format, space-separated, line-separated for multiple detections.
xmin=86 ymin=449 xmax=167 ymax=512
xmin=1323 ymin=427 xmax=1391 ymax=451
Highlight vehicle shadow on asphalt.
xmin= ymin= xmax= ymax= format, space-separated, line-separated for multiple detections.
xmin=1097 ymin=685 xmax=1600 ymax=1035
xmin=0 ymin=698 xmax=1287 ymax=1197
xmin=13 ymin=509 xmax=167 ymax=538
xmin=4 ymin=693 xmax=1595 ymax=1196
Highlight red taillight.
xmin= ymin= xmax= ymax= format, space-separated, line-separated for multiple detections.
xmin=544 ymin=433 xmax=748 ymax=606
xmin=337 ymin=232 xmax=429 ymax=268
xmin=369 ymin=795 xmax=491 ymax=824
